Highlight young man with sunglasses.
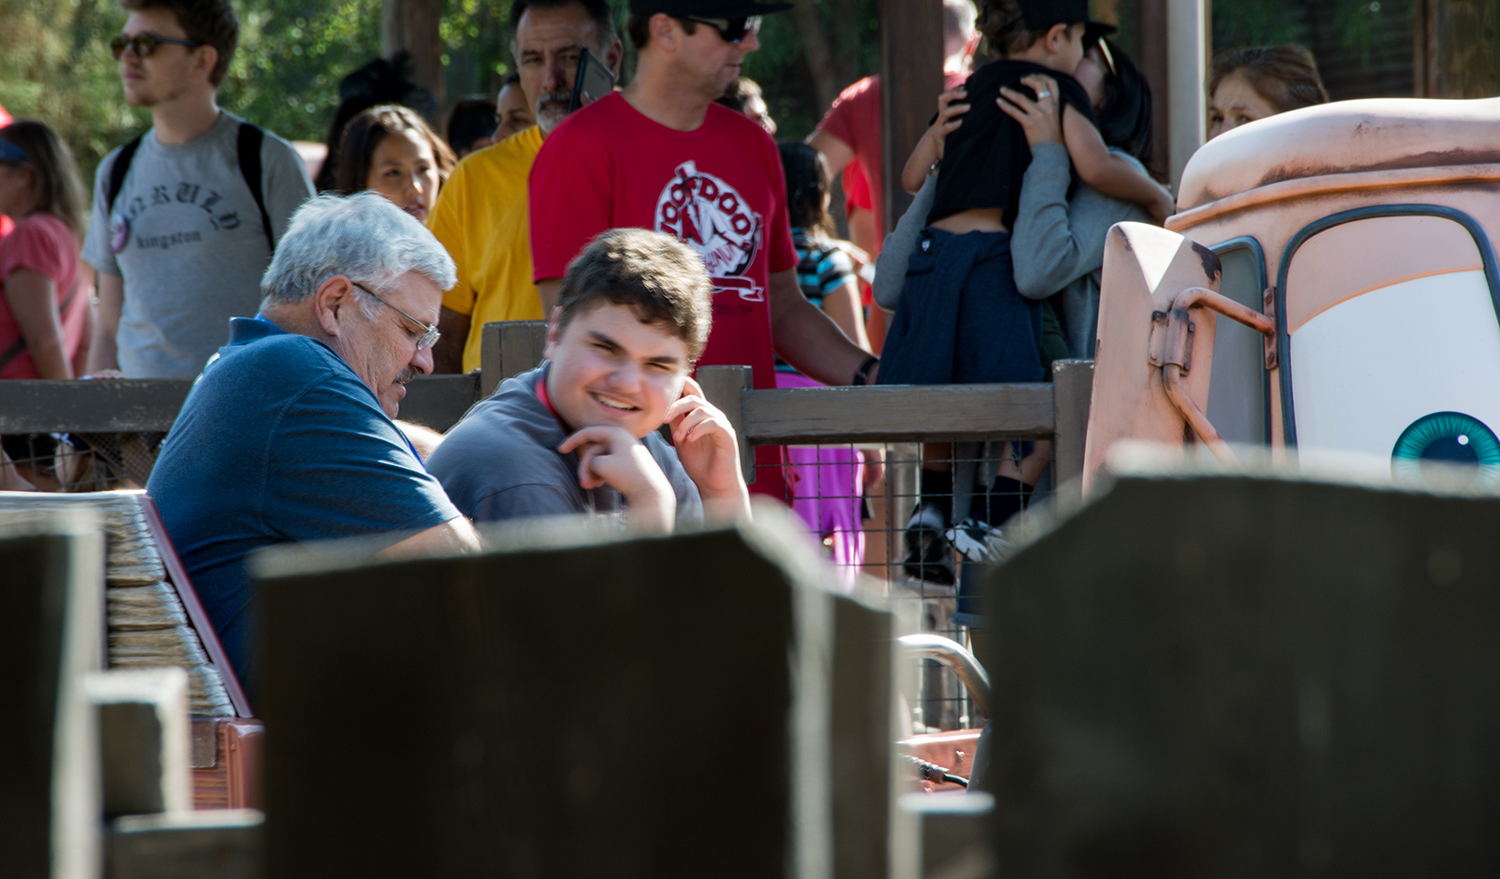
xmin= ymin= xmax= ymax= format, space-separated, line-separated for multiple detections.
xmin=147 ymin=192 xmax=481 ymax=700
xmin=529 ymin=0 xmax=880 ymax=503
xmin=83 ymin=0 xmax=313 ymax=380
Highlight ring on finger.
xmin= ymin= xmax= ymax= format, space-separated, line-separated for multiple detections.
xmin=1036 ymin=90 xmax=1052 ymax=99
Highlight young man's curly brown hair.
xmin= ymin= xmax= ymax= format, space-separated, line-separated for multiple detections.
xmin=120 ymin=0 xmax=239 ymax=86
xmin=557 ymin=229 xmax=713 ymax=363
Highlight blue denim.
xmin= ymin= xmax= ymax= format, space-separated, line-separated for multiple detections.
xmin=877 ymin=227 xmax=1044 ymax=386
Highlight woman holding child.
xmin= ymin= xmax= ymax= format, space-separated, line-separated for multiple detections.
xmin=874 ymin=0 xmax=1167 ymax=584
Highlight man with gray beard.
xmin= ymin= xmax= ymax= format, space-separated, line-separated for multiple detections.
xmin=427 ymin=0 xmax=623 ymax=374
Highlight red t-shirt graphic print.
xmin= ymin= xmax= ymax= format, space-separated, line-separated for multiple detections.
xmin=530 ymin=94 xmax=798 ymax=393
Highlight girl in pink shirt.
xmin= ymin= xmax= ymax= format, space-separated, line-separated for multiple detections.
xmin=0 ymin=119 xmax=91 ymax=380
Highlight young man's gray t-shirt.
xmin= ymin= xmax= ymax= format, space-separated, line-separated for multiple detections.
xmin=82 ymin=111 xmax=314 ymax=378
xmin=428 ymin=364 xmax=703 ymax=528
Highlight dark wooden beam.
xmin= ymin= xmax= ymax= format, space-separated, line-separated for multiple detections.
xmin=879 ymin=0 xmax=944 ymax=233
xmin=0 ymin=375 xmax=482 ymax=435
xmin=1137 ymin=0 xmax=1172 ymax=181
xmin=741 ymin=383 xmax=1056 ymax=444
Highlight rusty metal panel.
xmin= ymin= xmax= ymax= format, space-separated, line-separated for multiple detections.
xmin=1086 ymin=223 xmax=1220 ymax=493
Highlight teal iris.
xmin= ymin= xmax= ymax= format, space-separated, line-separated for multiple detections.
xmin=1391 ymin=411 xmax=1500 ymax=490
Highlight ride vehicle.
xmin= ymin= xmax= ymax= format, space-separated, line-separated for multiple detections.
xmin=1085 ymin=97 xmax=1500 ymax=493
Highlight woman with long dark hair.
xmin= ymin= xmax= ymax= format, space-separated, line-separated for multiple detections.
xmin=1005 ymin=36 xmax=1156 ymax=359
xmin=333 ymin=104 xmax=455 ymax=222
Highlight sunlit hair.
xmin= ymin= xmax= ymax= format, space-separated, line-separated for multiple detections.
xmin=1209 ymin=45 xmax=1329 ymax=114
xmin=332 ymin=104 xmax=456 ymax=195
xmin=975 ymin=0 xmax=1048 ymax=57
xmin=0 ymin=120 xmax=88 ymax=240
xmin=120 ymin=0 xmax=239 ymax=86
xmin=260 ymin=191 xmax=456 ymax=310
xmin=557 ymin=229 xmax=712 ymax=363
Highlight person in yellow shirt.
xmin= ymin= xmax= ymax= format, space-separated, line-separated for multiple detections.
xmin=428 ymin=0 xmax=624 ymax=374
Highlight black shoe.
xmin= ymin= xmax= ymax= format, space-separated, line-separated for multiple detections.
xmin=902 ymin=502 xmax=955 ymax=585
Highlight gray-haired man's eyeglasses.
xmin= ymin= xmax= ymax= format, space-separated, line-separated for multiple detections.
xmin=350 ymin=281 xmax=440 ymax=351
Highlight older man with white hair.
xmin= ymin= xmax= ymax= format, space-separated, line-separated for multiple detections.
xmin=147 ymin=191 xmax=479 ymax=698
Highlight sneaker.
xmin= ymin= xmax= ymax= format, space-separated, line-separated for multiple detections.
xmin=945 ymin=518 xmax=1015 ymax=566
xmin=902 ymin=502 xmax=956 ymax=585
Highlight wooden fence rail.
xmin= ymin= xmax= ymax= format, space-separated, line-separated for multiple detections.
xmin=0 ymin=320 xmax=1093 ymax=501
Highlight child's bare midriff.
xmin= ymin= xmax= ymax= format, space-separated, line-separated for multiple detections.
xmin=929 ymin=207 xmax=1008 ymax=234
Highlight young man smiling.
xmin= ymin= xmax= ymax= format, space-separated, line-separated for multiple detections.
xmin=428 ymin=229 xmax=751 ymax=533
xmin=83 ymin=0 xmax=313 ymax=379
xmin=528 ymin=0 xmax=881 ymax=502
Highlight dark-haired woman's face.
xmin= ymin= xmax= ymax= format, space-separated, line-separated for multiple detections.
xmin=1074 ymin=47 xmax=1110 ymax=111
xmin=366 ymin=128 xmax=439 ymax=222
xmin=1207 ymin=71 xmax=1278 ymax=139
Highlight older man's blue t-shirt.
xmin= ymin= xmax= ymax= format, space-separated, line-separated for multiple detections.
xmin=146 ymin=317 xmax=460 ymax=698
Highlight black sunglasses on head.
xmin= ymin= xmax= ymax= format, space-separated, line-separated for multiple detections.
xmin=680 ymin=15 xmax=762 ymax=44
xmin=110 ymin=32 xmax=206 ymax=60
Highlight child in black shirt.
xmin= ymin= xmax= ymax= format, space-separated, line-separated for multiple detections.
xmin=881 ymin=0 xmax=1172 ymax=583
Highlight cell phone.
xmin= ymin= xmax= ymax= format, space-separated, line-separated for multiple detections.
xmin=568 ymin=48 xmax=617 ymax=113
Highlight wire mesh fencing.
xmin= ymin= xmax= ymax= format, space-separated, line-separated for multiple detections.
xmin=757 ymin=436 xmax=1058 ymax=734
xmin=1 ymin=431 xmax=164 ymax=493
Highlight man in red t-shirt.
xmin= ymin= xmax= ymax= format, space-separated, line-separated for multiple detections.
xmin=531 ymin=0 xmax=881 ymax=500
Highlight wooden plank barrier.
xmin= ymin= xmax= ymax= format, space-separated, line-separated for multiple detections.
xmin=0 ymin=323 xmax=1094 ymax=505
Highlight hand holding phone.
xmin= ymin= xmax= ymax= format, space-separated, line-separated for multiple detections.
xmin=568 ymin=49 xmax=617 ymax=113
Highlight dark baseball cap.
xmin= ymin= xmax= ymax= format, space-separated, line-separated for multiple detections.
xmin=1019 ymin=0 xmax=1117 ymax=42
xmin=630 ymin=0 xmax=793 ymax=16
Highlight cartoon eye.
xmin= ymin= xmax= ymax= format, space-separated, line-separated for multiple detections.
xmin=1391 ymin=411 xmax=1500 ymax=491
xmin=1282 ymin=214 xmax=1500 ymax=482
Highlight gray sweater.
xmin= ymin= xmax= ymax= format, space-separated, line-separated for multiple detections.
xmin=874 ymin=141 xmax=1150 ymax=358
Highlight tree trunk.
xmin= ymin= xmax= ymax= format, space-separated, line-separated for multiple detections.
xmin=382 ymin=0 xmax=446 ymax=116
xmin=794 ymin=0 xmax=843 ymax=115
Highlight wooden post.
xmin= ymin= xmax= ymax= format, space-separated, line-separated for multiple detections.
xmin=1415 ymin=0 xmax=1500 ymax=98
xmin=1166 ymin=0 xmax=1209 ymax=190
xmin=381 ymin=0 xmax=446 ymax=114
xmin=1137 ymin=0 xmax=1172 ymax=182
xmin=696 ymin=365 xmax=754 ymax=484
xmin=479 ymin=320 xmax=548 ymax=399
xmin=879 ymin=0 xmax=943 ymax=233
xmin=1051 ymin=359 xmax=1094 ymax=510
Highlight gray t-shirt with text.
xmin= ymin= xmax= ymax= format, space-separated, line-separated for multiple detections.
xmin=83 ymin=111 xmax=314 ymax=378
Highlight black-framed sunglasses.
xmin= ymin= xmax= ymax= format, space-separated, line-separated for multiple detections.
xmin=109 ymin=32 xmax=206 ymax=60
xmin=350 ymin=281 xmax=441 ymax=351
xmin=681 ymin=15 xmax=762 ymax=44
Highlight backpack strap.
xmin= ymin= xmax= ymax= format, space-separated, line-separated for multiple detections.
xmin=105 ymin=135 xmax=144 ymax=215
xmin=236 ymin=122 xmax=276 ymax=253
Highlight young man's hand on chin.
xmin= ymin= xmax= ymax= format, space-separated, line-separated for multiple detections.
xmin=558 ymin=425 xmax=676 ymax=534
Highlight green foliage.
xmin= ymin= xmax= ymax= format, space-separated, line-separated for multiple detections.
xmin=0 ymin=0 xmax=149 ymax=184
xmin=0 ymin=0 xmax=877 ymax=186
xmin=219 ymin=0 xmax=384 ymax=148
xmin=744 ymin=0 xmax=881 ymax=140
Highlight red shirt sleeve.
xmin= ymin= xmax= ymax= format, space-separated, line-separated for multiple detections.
xmin=815 ymin=81 xmax=866 ymax=152
xmin=529 ymin=115 xmax=615 ymax=282
xmin=0 ymin=217 xmax=65 ymax=285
